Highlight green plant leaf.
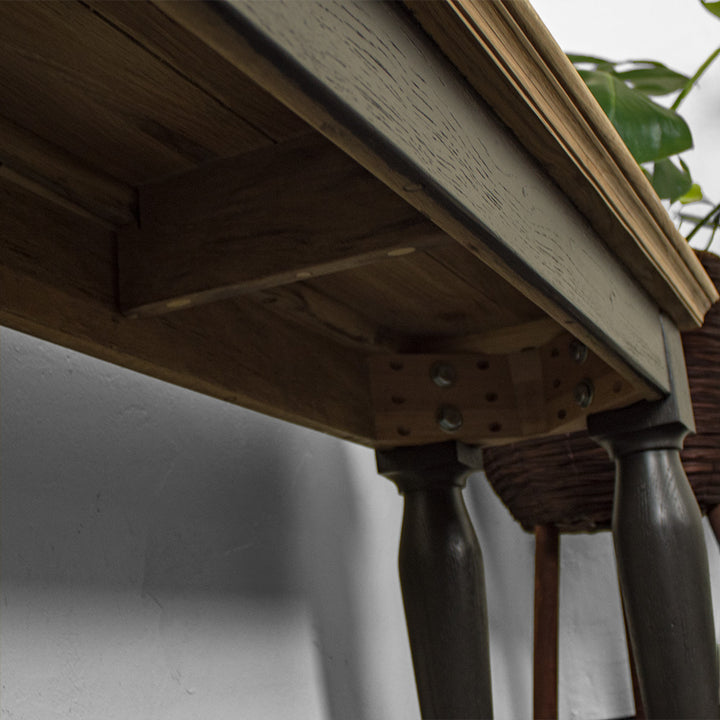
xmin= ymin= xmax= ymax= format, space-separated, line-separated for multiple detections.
xmin=578 ymin=69 xmax=693 ymax=163
xmin=567 ymin=53 xmax=616 ymax=71
xmin=651 ymin=158 xmax=693 ymax=201
xmin=701 ymin=1 xmax=720 ymax=19
xmin=679 ymin=183 xmax=704 ymax=204
xmin=615 ymin=64 xmax=689 ymax=96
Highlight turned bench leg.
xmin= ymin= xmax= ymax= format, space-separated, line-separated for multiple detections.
xmin=590 ymin=317 xmax=719 ymax=719
xmin=376 ymin=442 xmax=493 ymax=720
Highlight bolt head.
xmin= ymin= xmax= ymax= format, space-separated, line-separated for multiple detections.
xmin=430 ymin=362 xmax=457 ymax=388
xmin=436 ymin=405 xmax=463 ymax=433
xmin=569 ymin=340 xmax=588 ymax=364
xmin=574 ymin=379 xmax=595 ymax=409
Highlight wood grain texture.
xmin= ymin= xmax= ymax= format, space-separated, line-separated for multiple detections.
xmin=406 ymin=0 xmax=717 ymax=330
xmin=0 ymin=115 xmax=136 ymax=227
xmin=157 ymin=0 xmax=671 ymax=396
xmin=500 ymin=0 xmax=717 ymax=309
xmin=288 ymin=244 xmax=546 ymax=350
xmin=119 ymin=134 xmax=450 ymax=316
xmin=369 ymin=333 xmax=645 ymax=447
xmin=0 ymin=1 xmax=273 ymax=185
xmin=0 ymin=179 xmax=375 ymax=444
xmin=84 ymin=0 xmax=308 ymax=143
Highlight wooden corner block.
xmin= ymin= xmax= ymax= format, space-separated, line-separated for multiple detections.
xmin=369 ymin=332 xmax=644 ymax=447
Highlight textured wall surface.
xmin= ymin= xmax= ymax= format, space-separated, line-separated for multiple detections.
xmin=2 ymin=326 xmax=719 ymax=719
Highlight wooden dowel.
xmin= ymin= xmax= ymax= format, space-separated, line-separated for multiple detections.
xmin=533 ymin=524 xmax=559 ymax=720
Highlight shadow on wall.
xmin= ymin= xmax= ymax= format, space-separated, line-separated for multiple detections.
xmin=140 ymin=425 xmax=375 ymax=719
xmin=0 ymin=328 xmax=379 ymax=719
xmin=465 ymin=472 xmax=535 ymax=720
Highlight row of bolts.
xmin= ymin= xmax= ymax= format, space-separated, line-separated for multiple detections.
xmin=431 ymin=340 xmax=595 ymax=433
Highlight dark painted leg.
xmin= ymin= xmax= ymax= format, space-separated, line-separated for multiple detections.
xmin=621 ymin=596 xmax=646 ymax=719
xmin=533 ymin=524 xmax=559 ymax=720
xmin=708 ymin=505 xmax=720 ymax=548
xmin=376 ymin=442 xmax=493 ymax=720
xmin=590 ymin=317 xmax=719 ymax=719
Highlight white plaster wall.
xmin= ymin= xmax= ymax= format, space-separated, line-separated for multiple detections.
xmin=2 ymin=326 xmax=719 ymax=720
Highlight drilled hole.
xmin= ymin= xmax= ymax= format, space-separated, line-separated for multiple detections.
xmin=485 ymin=392 xmax=498 ymax=403
xmin=557 ymin=409 xmax=567 ymax=420
xmin=613 ymin=381 xmax=623 ymax=393
xmin=550 ymin=347 xmax=560 ymax=358
xmin=390 ymin=360 xmax=404 ymax=371
xmin=489 ymin=422 xmax=502 ymax=433
xmin=391 ymin=395 xmax=405 ymax=405
xmin=396 ymin=426 xmax=411 ymax=437
xmin=552 ymin=378 xmax=561 ymax=389
xmin=477 ymin=359 xmax=490 ymax=370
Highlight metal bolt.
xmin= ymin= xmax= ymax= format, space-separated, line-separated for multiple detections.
xmin=574 ymin=379 xmax=595 ymax=409
xmin=436 ymin=405 xmax=463 ymax=433
xmin=430 ymin=362 xmax=457 ymax=388
xmin=569 ymin=340 xmax=588 ymax=364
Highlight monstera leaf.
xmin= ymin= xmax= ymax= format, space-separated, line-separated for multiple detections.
xmin=651 ymin=158 xmax=693 ymax=202
xmin=701 ymin=1 xmax=720 ymax=18
xmin=577 ymin=68 xmax=693 ymax=164
xmin=568 ymin=1 xmax=719 ymax=243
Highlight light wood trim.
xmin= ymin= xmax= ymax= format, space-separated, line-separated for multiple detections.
xmin=0 ymin=114 xmax=136 ymax=227
xmin=407 ymin=0 xmax=718 ymax=328
xmin=156 ymin=0 xmax=671 ymax=397
xmin=0 ymin=179 xmax=375 ymax=444
xmin=119 ymin=134 xmax=449 ymax=316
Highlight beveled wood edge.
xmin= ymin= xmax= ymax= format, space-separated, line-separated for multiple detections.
xmin=407 ymin=0 xmax=718 ymax=329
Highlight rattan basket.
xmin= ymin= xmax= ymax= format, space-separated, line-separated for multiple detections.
xmin=483 ymin=251 xmax=720 ymax=533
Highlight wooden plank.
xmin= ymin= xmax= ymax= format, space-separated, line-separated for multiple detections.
xmin=157 ymin=0 xmax=671 ymax=396
xmin=0 ymin=178 xmax=375 ymax=444
xmin=0 ymin=115 xmax=136 ymax=227
xmin=406 ymin=0 xmax=717 ymax=329
xmin=421 ymin=318 xmax=564 ymax=355
xmin=0 ymin=1 xmax=273 ymax=185
xmin=368 ymin=333 xmax=645 ymax=447
xmin=255 ymin=283 xmax=404 ymax=353
xmin=296 ymin=245 xmax=546 ymax=346
xmin=84 ymin=0 xmax=309 ymax=144
xmin=119 ymin=134 xmax=450 ymax=316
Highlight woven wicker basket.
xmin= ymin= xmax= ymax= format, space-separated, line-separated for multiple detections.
xmin=483 ymin=251 xmax=720 ymax=533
